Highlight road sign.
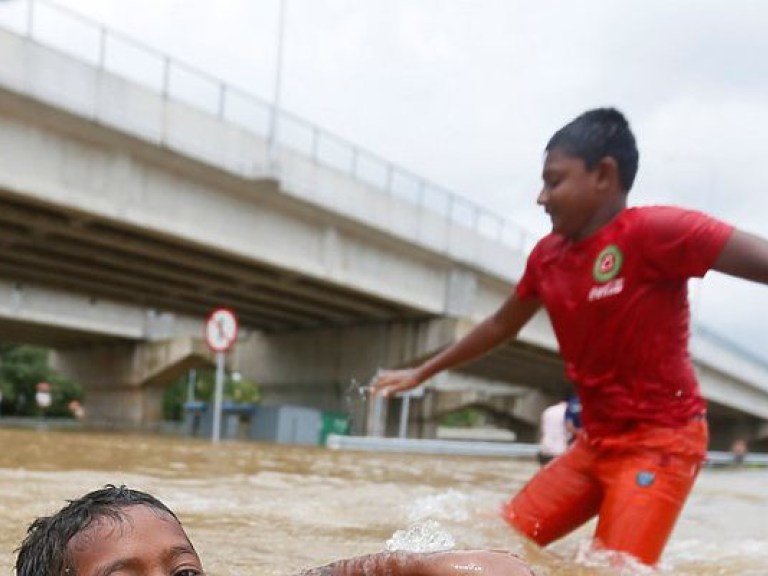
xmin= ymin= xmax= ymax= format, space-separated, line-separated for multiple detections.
xmin=205 ymin=308 xmax=238 ymax=352
xmin=204 ymin=308 xmax=239 ymax=443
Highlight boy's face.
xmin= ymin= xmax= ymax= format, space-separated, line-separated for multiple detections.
xmin=538 ymin=148 xmax=603 ymax=241
xmin=67 ymin=505 xmax=204 ymax=576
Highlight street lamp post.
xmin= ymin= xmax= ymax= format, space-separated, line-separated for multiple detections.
xmin=267 ymin=0 xmax=287 ymax=167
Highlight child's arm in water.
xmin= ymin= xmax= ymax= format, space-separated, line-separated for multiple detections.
xmin=297 ymin=550 xmax=535 ymax=576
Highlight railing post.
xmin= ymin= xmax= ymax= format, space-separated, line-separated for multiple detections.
xmin=26 ymin=0 xmax=35 ymax=38
xmin=161 ymin=56 xmax=170 ymax=98
xmin=385 ymin=164 xmax=394 ymax=194
xmin=98 ymin=26 xmax=107 ymax=70
xmin=417 ymin=179 xmax=426 ymax=206
xmin=218 ymin=82 xmax=226 ymax=119
xmin=311 ymin=126 xmax=319 ymax=164
xmin=350 ymin=147 xmax=358 ymax=177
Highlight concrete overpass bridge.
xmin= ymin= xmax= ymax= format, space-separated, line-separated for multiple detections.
xmin=0 ymin=1 xmax=766 ymax=449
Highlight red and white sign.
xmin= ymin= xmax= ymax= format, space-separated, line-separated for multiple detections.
xmin=205 ymin=308 xmax=239 ymax=352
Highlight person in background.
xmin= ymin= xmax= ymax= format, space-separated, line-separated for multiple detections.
xmin=730 ymin=438 xmax=748 ymax=466
xmin=372 ymin=107 xmax=768 ymax=566
xmin=15 ymin=485 xmax=535 ymax=576
xmin=537 ymin=399 xmax=569 ymax=466
xmin=564 ymin=393 xmax=582 ymax=443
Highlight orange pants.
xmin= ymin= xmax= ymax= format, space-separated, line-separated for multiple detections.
xmin=503 ymin=417 xmax=707 ymax=565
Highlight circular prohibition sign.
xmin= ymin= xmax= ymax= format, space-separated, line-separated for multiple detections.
xmin=204 ymin=308 xmax=239 ymax=352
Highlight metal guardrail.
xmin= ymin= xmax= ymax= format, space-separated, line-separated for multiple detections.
xmin=327 ymin=435 xmax=768 ymax=466
xmin=0 ymin=0 xmax=536 ymax=253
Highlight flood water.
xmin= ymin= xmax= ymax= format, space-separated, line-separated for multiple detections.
xmin=1 ymin=427 xmax=766 ymax=576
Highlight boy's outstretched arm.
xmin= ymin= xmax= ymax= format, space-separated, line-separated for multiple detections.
xmin=713 ymin=229 xmax=768 ymax=285
xmin=297 ymin=550 xmax=535 ymax=576
xmin=372 ymin=295 xmax=542 ymax=397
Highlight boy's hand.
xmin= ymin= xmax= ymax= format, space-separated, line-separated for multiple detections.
xmin=371 ymin=368 xmax=422 ymax=397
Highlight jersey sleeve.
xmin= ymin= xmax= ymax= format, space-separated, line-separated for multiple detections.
xmin=638 ymin=206 xmax=734 ymax=280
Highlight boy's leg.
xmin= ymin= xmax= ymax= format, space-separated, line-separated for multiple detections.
xmin=593 ymin=419 xmax=707 ymax=565
xmin=503 ymin=436 xmax=602 ymax=545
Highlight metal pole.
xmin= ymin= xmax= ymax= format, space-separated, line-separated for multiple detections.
xmin=26 ymin=0 xmax=35 ymax=37
xmin=398 ymin=393 xmax=411 ymax=439
xmin=267 ymin=0 xmax=287 ymax=166
xmin=367 ymin=394 xmax=385 ymax=437
xmin=211 ymin=352 xmax=225 ymax=442
xmin=98 ymin=26 xmax=107 ymax=69
xmin=186 ymin=369 xmax=197 ymax=403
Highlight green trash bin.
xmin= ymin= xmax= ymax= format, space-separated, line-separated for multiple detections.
xmin=319 ymin=411 xmax=350 ymax=445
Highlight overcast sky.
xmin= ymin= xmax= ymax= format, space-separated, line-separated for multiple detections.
xmin=2 ymin=0 xmax=766 ymax=359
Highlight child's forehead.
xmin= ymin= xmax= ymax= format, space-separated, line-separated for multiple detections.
xmin=71 ymin=504 xmax=182 ymax=544
xmin=66 ymin=504 xmax=201 ymax=576
xmin=543 ymin=148 xmax=587 ymax=170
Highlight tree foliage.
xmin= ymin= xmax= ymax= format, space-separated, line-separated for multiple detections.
xmin=162 ymin=369 xmax=261 ymax=421
xmin=0 ymin=344 xmax=82 ymax=417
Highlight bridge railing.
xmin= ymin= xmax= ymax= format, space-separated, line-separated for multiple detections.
xmin=0 ymin=0 xmax=537 ymax=254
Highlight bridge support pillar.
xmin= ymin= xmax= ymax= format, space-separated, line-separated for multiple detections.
xmin=237 ymin=318 xmax=458 ymax=424
xmin=51 ymin=338 xmax=212 ymax=429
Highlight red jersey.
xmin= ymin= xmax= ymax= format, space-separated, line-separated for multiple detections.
xmin=516 ymin=206 xmax=734 ymax=437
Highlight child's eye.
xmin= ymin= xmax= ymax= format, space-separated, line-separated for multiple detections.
xmin=173 ymin=569 xmax=203 ymax=576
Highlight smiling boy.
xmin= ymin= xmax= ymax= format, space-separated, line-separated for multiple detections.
xmin=373 ymin=108 xmax=768 ymax=565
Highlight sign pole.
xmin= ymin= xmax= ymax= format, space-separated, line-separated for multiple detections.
xmin=211 ymin=351 xmax=226 ymax=443
xmin=204 ymin=308 xmax=239 ymax=444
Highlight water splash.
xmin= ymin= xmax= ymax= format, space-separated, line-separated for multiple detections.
xmin=406 ymin=489 xmax=471 ymax=523
xmin=344 ymin=378 xmax=372 ymax=404
xmin=573 ymin=539 xmax=657 ymax=575
xmin=343 ymin=377 xmax=372 ymax=435
xmin=386 ymin=519 xmax=456 ymax=553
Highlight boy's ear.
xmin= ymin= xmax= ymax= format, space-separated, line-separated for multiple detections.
xmin=594 ymin=157 xmax=620 ymax=192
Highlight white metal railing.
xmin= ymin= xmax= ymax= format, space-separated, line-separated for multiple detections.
xmin=0 ymin=0 xmax=536 ymax=253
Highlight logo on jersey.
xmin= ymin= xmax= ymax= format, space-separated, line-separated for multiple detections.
xmin=636 ymin=470 xmax=656 ymax=488
xmin=588 ymin=277 xmax=624 ymax=301
xmin=593 ymin=245 xmax=623 ymax=283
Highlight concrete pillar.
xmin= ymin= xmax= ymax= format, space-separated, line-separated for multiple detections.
xmin=82 ymin=385 xmax=165 ymax=430
xmin=51 ymin=338 xmax=212 ymax=428
xmin=237 ymin=318 xmax=458 ymax=412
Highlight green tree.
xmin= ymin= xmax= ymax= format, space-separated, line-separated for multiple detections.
xmin=162 ymin=369 xmax=260 ymax=421
xmin=439 ymin=406 xmax=483 ymax=428
xmin=0 ymin=344 xmax=82 ymax=417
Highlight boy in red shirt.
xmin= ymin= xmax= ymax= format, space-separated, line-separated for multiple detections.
xmin=373 ymin=108 xmax=768 ymax=565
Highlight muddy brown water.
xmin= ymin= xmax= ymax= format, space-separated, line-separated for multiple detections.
xmin=1 ymin=427 xmax=766 ymax=575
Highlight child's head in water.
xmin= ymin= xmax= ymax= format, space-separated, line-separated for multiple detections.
xmin=18 ymin=485 xmax=534 ymax=576
xmin=15 ymin=485 xmax=204 ymax=576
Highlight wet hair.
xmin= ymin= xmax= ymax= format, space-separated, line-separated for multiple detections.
xmin=15 ymin=485 xmax=180 ymax=576
xmin=546 ymin=107 xmax=639 ymax=192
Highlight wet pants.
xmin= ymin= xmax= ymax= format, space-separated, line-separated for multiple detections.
xmin=502 ymin=417 xmax=707 ymax=565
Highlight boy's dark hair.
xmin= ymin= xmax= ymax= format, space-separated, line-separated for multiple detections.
xmin=546 ymin=107 xmax=639 ymax=192
xmin=15 ymin=485 xmax=179 ymax=576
